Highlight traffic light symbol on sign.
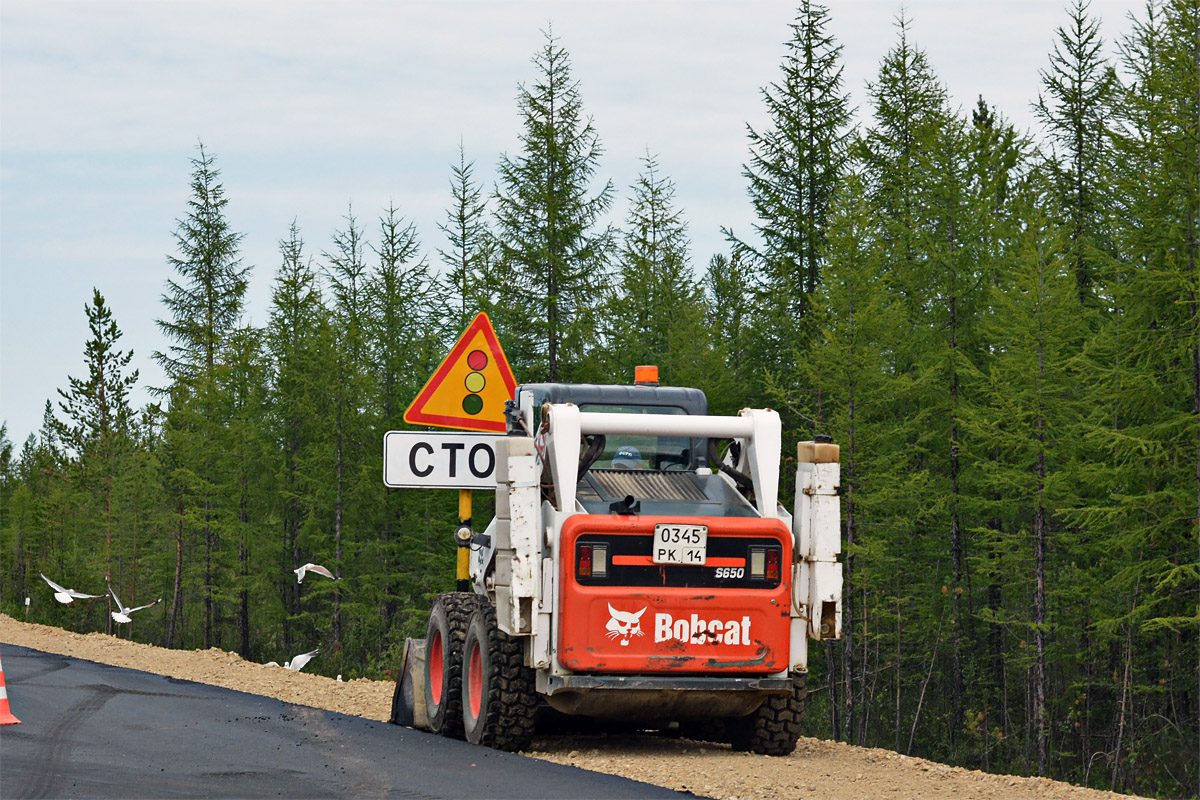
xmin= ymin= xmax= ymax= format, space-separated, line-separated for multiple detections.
xmin=462 ymin=350 xmax=488 ymax=415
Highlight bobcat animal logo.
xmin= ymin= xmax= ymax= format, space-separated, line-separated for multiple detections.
xmin=605 ymin=604 xmax=647 ymax=646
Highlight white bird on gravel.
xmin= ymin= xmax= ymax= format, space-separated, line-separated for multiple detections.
xmin=108 ymin=586 xmax=161 ymax=624
xmin=294 ymin=563 xmax=337 ymax=584
xmin=40 ymin=573 xmax=103 ymax=605
xmin=267 ymin=648 xmax=319 ymax=672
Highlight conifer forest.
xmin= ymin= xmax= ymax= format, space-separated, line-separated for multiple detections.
xmin=1 ymin=2 xmax=1197 ymax=797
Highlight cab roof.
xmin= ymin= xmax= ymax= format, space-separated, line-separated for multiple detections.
xmin=513 ymin=382 xmax=707 ymax=417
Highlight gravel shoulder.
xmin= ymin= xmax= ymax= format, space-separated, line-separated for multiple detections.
xmin=0 ymin=614 xmax=1145 ymax=800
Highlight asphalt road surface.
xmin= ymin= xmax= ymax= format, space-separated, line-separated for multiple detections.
xmin=1 ymin=645 xmax=698 ymax=799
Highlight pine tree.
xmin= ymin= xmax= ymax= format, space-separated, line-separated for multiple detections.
xmin=493 ymin=29 xmax=614 ymax=382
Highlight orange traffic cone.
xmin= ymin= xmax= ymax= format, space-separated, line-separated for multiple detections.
xmin=0 ymin=648 xmax=21 ymax=725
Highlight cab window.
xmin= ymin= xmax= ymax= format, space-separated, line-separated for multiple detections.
xmin=579 ymin=404 xmax=692 ymax=471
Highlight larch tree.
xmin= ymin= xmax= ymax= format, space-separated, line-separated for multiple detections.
xmin=960 ymin=174 xmax=1085 ymax=776
xmin=53 ymin=289 xmax=139 ymax=634
xmin=267 ymin=221 xmax=332 ymax=650
xmin=366 ymin=203 xmax=446 ymax=649
xmin=493 ymin=29 xmax=614 ymax=382
xmin=704 ymin=252 xmax=761 ymax=416
xmin=857 ymin=12 xmax=962 ymax=754
xmin=438 ymin=144 xmax=497 ymax=336
xmin=1086 ymin=0 xmax=1200 ymax=789
xmin=796 ymin=170 xmax=907 ymax=746
xmin=320 ymin=209 xmax=375 ymax=656
xmin=726 ymin=0 xmax=852 ymax=414
xmin=1033 ymin=0 xmax=1119 ymax=304
xmin=216 ymin=324 xmax=273 ymax=659
xmin=602 ymin=153 xmax=707 ymax=386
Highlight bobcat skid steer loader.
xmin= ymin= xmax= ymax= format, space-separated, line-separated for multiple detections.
xmin=390 ymin=369 xmax=842 ymax=755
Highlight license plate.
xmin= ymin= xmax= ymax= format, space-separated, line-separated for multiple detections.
xmin=652 ymin=524 xmax=708 ymax=565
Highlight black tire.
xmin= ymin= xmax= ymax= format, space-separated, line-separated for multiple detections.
xmin=424 ymin=592 xmax=483 ymax=739
xmin=461 ymin=603 xmax=537 ymax=752
xmin=728 ymin=673 xmax=807 ymax=756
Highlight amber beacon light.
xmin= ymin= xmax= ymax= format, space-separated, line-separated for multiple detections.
xmin=634 ymin=365 xmax=659 ymax=386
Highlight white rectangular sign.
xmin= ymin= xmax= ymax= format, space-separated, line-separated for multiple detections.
xmin=652 ymin=523 xmax=708 ymax=565
xmin=383 ymin=431 xmax=500 ymax=489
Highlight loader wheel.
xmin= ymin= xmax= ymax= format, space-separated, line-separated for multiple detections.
xmin=461 ymin=602 xmax=537 ymax=752
xmin=424 ymin=592 xmax=483 ymax=739
xmin=728 ymin=673 xmax=807 ymax=756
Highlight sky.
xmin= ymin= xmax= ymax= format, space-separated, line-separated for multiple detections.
xmin=0 ymin=0 xmax=1140 ymax=448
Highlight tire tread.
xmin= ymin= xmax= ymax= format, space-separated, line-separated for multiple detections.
xmin=425 ymin=592 xmax=484 ymax=739
xmin=466 ymin=603 xmax=537 ymax=752
xmin=728 ymin=674 xmax=807 ymax=756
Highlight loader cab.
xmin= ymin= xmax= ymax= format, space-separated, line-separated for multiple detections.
xmin=510 ymin=380 xmax=759 ymax=518
xmin=508 ymin=381 xmax=709 ymax=472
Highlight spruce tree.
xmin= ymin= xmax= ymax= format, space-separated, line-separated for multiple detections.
xmin=154 ymin=143 xmax=249 ymax=649
xmin=493 ymin=29 xmax=614 ymax=382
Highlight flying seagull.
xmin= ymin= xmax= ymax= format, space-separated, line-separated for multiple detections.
xmin=294 ymin=563 xmax=337 ymax=584
xmin=108 ymin=586 xmax=161 ymax=624
xmin=40 ymin=573 xmax=103 ymax=605
xmin=267 ymin=648 xmax=320 ymax=672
